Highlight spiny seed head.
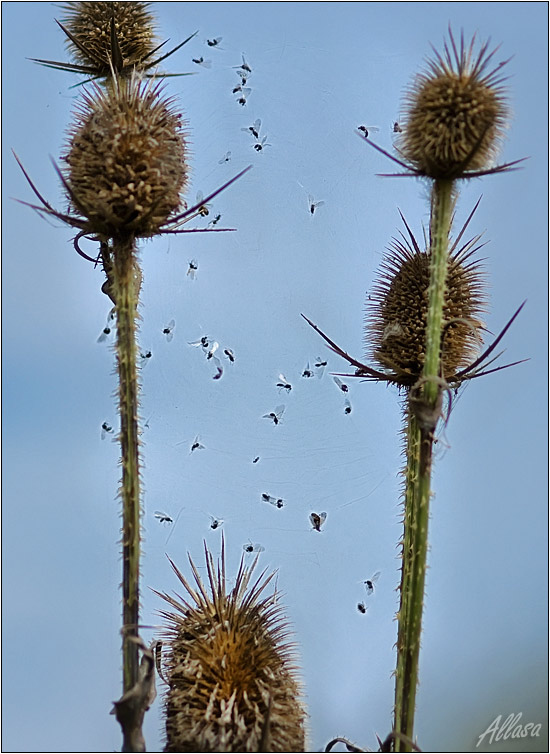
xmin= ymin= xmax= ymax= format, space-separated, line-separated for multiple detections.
xmin=62 ymin=74 xmax=188 ymax=239
xmin=156 ymin=542 xmax=306 ymax=753
xmin=60 ymin=2 xmax=157 ymax=77
xmin=365 ymin=218 xmax=487 ymax=387
xmin=398 ymin=29 xmax=509 ymax=178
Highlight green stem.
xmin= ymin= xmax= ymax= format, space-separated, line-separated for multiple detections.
xmin=423 ymin=179 xmax=454 ymax=405
xmin=393 ymin=410 xmax=421 ymax=745
xmin=111 ymin=237 xmax=142 ymax=694
xmin=393 ymin=178 xmax=454 ymax=751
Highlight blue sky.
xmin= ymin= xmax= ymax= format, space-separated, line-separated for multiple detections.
xmin=3 ymin=2 xmax=548 ymax=752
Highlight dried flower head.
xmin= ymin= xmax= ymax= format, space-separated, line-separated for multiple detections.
xmin=365 ymin=211 xmax=487 ymax=386
xmin=398 ymin=29 xmax=509 ymax=179
xmin=303 ymin=201 xmax=525 ymax=391
xmin=62 ymin=74 xmax=188 ymax=239
xmin=31 ymin=2 xmax=196 ymax=80
xmin=155 ymin=541 xmax=306 ymax=753
xmin=62 ymin=2 xmax=156 ymax=74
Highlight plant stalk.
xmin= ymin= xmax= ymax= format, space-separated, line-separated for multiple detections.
xmin=110 ymin=236 xmax=142 ymax=694
xmin=393 ymin=178 xmax=454 ymax=751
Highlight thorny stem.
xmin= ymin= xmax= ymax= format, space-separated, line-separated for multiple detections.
xmin=393 ymin=411 xmax=420 ymax=746
xmin=423 ymin=180 xmax=454 ymax=406
xmin=393 ymin=178 xmax=454 ymax=751
xmin=110 ymin=235 xmax=143 ymax=695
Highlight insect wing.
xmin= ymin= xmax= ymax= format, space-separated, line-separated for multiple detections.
xmin=358 ymin=125 xmax=380 ymax=138
xmin=333 ymin=376 xmax=349 ymax=392
xmin=101 ymin=421 xmax=114 ymax=440
xmin=243 ymin=542 xmax=265 ymax=553
xmin=310 ymin=511 xmax=327 ymax=531
xmin=235 ymin=54 xmax=251 ymax=73
xmin=195 ymin=191 xmax=211 ymax=217
xmin=206 ymin=341 xmax=219 ymax=359
xmin=188 ymin=336 xmax=208 ymax=348
xmin=364 ymin=571 xmax=381 ymax=595
xmin=154 ymin=511 xmax=173 ymax=524
xmin=163 ymin=319 xmax=175 ymax=334
xmin=190 ymin=435 xmax=205 ymax=452
xmin=274 ymin=404 xmax=286 ymax=422
xmin=97 ymin=327 xmax=111 ymax=343
xmin=308 ymin=195 xmax=325 ymax=214
xmin=314 ymin=358 xmax=326 ymax=378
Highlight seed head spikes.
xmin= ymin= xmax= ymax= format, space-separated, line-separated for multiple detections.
xmin=155 ymin=540 xmax=307 ymax=753
xmin=359 ymin=29 xmax=524 ymax=180
xmin=302 ymin=204 xmax=526 ymax=392
xmin=30 ymin=1 xmax=197 ymax=81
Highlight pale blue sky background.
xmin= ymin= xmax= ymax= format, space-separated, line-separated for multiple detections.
xmin=2 ymin=2 xmax=548 ymax=752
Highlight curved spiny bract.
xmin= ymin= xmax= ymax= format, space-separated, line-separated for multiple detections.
xmin=155 ymin=542 xmax=306 ymax=753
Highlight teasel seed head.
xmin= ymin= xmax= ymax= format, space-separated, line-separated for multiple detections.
xmin=365 ymin=215 xmax=487 ymax=388
xmin=155 ymin=541 xmax=307 ymax=753
xmin=398 ymin=29 xmax=509 ymax=179
xmin=60 ymin=1 xmax=157 ymax=77
xmin=62 ymin=74 xmax=188 ymax=239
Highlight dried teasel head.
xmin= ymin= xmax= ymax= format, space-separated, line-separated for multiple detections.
xmin=60 ymin=1 xmax=157 ymax=76
xmin=397 ymin=29 xmax=510 ymax=179
xmin=62 ymin=74 xmax=189 ymax=239
xmin=364 ymin=208 xmax=487 ymax=388
xmin=31 ymin=2 xmax=196 ymax=80
xmin=155 ymin=540 xmax=306 ymax=753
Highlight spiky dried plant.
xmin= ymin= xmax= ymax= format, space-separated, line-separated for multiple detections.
xmin=399 ymin=29 xmax=509 ymax=178
xmin=63 ymin=75 xmax=188 ymax=240
xmin=365 ymin=208 xmax=486 ymax=388
xmin=31 ymin=1 xmax=196 ymax=80
xmin=305 ymin=28 xmax=525 ymax=754
xmin=155 ymin=541 xmax=307 ymax=753
xmin=362 ymin=29 xmax=523 ymax=181
xmin=16 ymin=6 xmax=251 ymax=750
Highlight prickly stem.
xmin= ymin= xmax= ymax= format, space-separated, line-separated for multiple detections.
xmin=111 ymin=236 xmax=142 ymax=693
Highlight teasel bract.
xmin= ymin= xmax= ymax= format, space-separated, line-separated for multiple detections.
xmin=156 ymin=540 xmax=307 ymax=753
